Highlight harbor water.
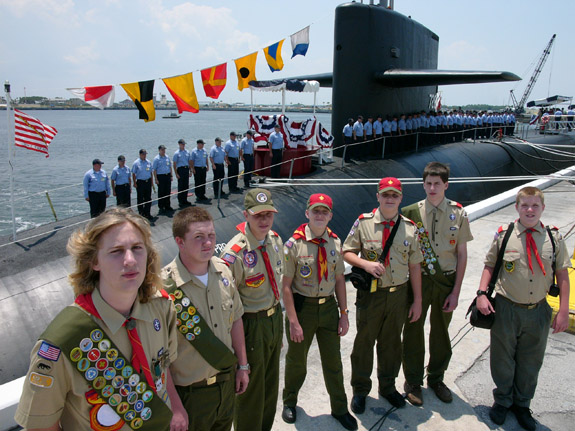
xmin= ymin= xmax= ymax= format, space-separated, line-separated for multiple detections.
xmin=0 ymin=109 xmax=331 ymax=237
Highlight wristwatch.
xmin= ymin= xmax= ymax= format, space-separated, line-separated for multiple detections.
xmin=340 ymin=309 xmax=350 ymax=316
xmin=237 ymin=363 xmax=250 ymax=371
xmin=476 ymin=290 xmax=488 ymax=296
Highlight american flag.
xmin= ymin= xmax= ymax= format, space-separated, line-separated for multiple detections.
xmin=14 ymin=109 xmax=58 ymax=158
xmin=38 ymin=341 xmax=61 ymax=361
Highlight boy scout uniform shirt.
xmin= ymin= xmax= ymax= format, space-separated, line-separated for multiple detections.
xmin=221 ymin=223 xmax=284 ymax=313
xmin=413 ymin=198 xmax=473 ymax=272
xmin=343 ymin=210 xmax=423 ymax=287
xmin=284 ymin=224 xmax=344 ymax=297
xmin=484 ymin=221 xmax=571 ymax=304
xmin=163 ymin=256 xmax=244 ymax=386
xmin=15 ymin=288 xmax=177 ymax=431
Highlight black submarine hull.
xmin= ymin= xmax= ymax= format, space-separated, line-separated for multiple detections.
xmin=1 ymin=135 xmax=573 ymax=383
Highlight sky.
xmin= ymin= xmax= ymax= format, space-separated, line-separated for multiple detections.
xmin=1 ymin=0 xmax=573 ymax=108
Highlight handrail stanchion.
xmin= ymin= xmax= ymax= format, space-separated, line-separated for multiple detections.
xmin=289 ymin=158 xmax=295 ymax=182
xmin=216 ymin=179 xmax=222 ymax=207
xmin=381 ymin=137 xmax=386 ymax=159
xmin=415 ymin=133 xmax=419 ymax=152
xmin=341 ymin=146 xmax=347 ymax=168
xmin=46 ymin=191 xmax=58 ymax=222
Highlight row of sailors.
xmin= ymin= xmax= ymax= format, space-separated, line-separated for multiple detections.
xmin=344 ymin=111 xmax=517 ymax=140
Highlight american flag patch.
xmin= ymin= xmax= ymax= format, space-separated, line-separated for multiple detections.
xmin=222 ymin=253 xmax=236 ymax=265
xmin=38 ymin=341 xmax=61 ymax=361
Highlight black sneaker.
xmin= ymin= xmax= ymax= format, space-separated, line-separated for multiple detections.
xmin=281 ymin=405 xmax=296 ymax=424
xmin=350 ymin=395 xmax=366 ymax=414
xmin=510 ymin=404 xmax=537 ymax=431
xmin=489 ymin=403 xmax=508 ymax=425
xmin=380 ymin=390 xmax=406 ymax=408
xmin=331 ymin=412 xmax=358 ymax=430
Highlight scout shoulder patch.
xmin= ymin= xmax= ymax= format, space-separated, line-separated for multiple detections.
xmin=245 ymin=273 xmax=265 ymax=288
xmin=231 ymin=243 xmax=242 ymax=254
xmin=38 ymin=341 xmax=61 ymax=362
xmin=448 ymin=200 xmax=463 ymax=208
xmin=222 ymin=253 xmax=237 ymax=265
xmin=29 ymin=372 xmax=54 ymax=388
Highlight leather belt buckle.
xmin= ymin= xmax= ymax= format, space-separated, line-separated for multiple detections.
xmin=267 ymin=307 xmax=275 ymax=317
xmin=206 ymin=375 xmax=217 ymax=386
xmin=318 ymin=298 xmax=326 ymax=305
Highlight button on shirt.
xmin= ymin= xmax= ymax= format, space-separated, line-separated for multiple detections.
xmin=83 ymin=168 xmax=110 ymax=198
xmin=343 ymin=211 xmax=423 ymax=287
xmin=191 ymin=148 xmax=208 ymax=168
xmin=173 ymin=149 xmax=191 ymax=168
xmin=284 ymin=224 xmax=345 ymax=297
xmin=224 ymin=140 xmax=240 ymax=158
xmin=240 ymin=137 xmax=254 ymax=155
xmin=153 ymin=154 xmax=171 ymax=175
xmin=111 ymin=165 xmax=130 ymax=185
xmin=484 ymin=222 xmax=571 ymax=304
xmin=163 ymin=256 xmax=244 ymax=386
xmin=269 ymin=131 xmax=284 ymax=150
xmin=210 ymin=146 xmax=226 ymax=164
xmin=132 ymin=158 xmax=152 ymax=180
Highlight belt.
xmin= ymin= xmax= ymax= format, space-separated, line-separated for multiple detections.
xmin=190 ymin=371 xmax=231 ymax=388
xmin=496 ymin=294 xmax=546 ymax=310
xmin=177 ymin=166 xmax=189 ymax=169
xmin=242 ymin=303 xmax=280 ymax=319
xmin=137 ymin=178 xmax=151 ymax=183
xmin=303 ymin=295 xmax=334 ymax=305
xmin=379 ymin=282 xmax=407 ymax=293
xmin=116 ymin=183 xmax=129 ymax=187
xmin=229 ymin=157 xmax=239 ymax=160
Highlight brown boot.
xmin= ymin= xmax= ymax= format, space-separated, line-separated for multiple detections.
xmin=429 ymin=381 xmax=453 ymax=403
xmin=404 ymin=382 xmax=423 ymax=406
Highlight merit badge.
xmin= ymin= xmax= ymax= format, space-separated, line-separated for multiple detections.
xmin=181 ymin=297 xmax=190 ymax=307
xmin=243 ymin=250 xmax=258 ymax=268
xmin=174 ymin=303 xmax=182 ymax=313
xmin=181 ymin=311 xmax=189 ymax=321
xmin=85 ymin=368 xmax=98 ymax=381
xmin=299 ymin=265 xmax=312 ymax=278
xmin=192 ymin=315 xmax=200 ymax=324
xmin=122 ymin=366 xmax=134 ymax=378
xmin=153 ymin=319 xmax=161 ymax=332
xmin=127 ymin=392 xmax=138 ymax=405
xmin=193 ymin=326 xmax=201 ymax=336
xmin=132 ymin=417 xmax=144 ymax=429
xmin=419 ymin=227 xmax=425 ymax=233
xmin=114 ymin=358 xmax=125 ymax=370
xmin=504 ymin=261 xmax=515 ymax=272
xmin=222 ymin=277 xmax=230 ymax=286
xmin=77 ymin=358 xmax=90 ymax=372
xmin=117 ymin=401 xmax=130 ymax=414
xmin=88 ymin=349 xmax=101 ymax=362
xmin=141 ymin=406 xmax=152 ymax=420
xmin=136 ymin=382 xmax=147 ymax=394
xmin=96 ymin=358 xmax=108 ymax=371
xmin=188 ymin=306 xmax=196 ymax=315
xmin=112 ymin=376 xmax=124 ymax=389
xmin=186 ymin=333 xmax=195 ymax=341
xmin=186 ymin=320 xmax=194 ymax=329
xmin=79 ymin=338 xmax=93 ymax=352
xmin=99 ymin=339 xmax=111 ymax=352
xmin=120 ymin=384 xmax=131 ymax=397
xmin=109 ymin=393 xmax=122 ymax=406
xmin=29 ymin=372 xmax=54 ymax=388
xmin=70 ymin=347 xmax=83 ymax=362
xmin=90 ymin=329 xmax=104 ymax=342
xmin=135 ymin=400 xmax=145 ymax=412
xmin=93 ymin=376 xmax=106 ymax=390
xmin=102 ymin=385 xmax=114 ymax=397
xmin=129 ymin=373 xmax=140 ymax=387
xmin=38 ymin=341 xmax=61 ymax=361
xmin=366 ymin=250 xmax=378 ymax=262
xmin=174 ymin=290 xmax=183 ymax=300
xmin=142 ymin=390 xmax=154 ymax=402
xmin=449 ymin=214 xmax=456 ymax=221
xmin=417 ymin=222 xmax=423 ymax=227
xmin=103 ymin=367 xmax=116 ymax=380
xmin=256 ymin=192 xmax=268 ymax=203
xmin=106 ymin=348 xmax=119 ymax=361
xmin=179 ymin=326 xmax=188 ymax=334
xmin=222 ymin=253 xmax=237 ymax=264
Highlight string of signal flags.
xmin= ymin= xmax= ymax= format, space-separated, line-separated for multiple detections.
xmin=66 ymin=26 xmax=311 ymax=123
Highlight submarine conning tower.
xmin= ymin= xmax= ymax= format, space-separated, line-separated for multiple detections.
xmin=332 ymin=2 xmax=439 ymax=146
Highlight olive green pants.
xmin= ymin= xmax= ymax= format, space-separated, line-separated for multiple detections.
xmin=176 ymin=377 xmax=235 ymax=431
xmin=234 ymin=309 xmax=283 ymax=431
xmin=350 ymin=284 xmax=408 ymax=396
xmin=283 ymin=297 xmax=348 ymax=415
xmin=491 ymin=294 xmax=552 ymax=408
xmin=402 ymin=273 xmax=455 ymax=386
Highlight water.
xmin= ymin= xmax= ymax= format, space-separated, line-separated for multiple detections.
xmin=0 ymin=109 xmax=331 ymax=237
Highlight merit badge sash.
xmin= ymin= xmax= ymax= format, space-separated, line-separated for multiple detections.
xmin=164 ymin=278 xmax=237 ymax=372
xmin=402 ymin=204 xmax=453 ymax=289
xmin=41 ymin=306 xmax=172 ymax=431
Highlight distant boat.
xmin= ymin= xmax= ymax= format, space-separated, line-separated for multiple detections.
xmin=162 ymin=112 xmax=181 ymax=119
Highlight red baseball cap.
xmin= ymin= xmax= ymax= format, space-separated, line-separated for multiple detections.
xmin=378 ymin=177 xmax=402 ymax=194
xmin=307 ymin=193 xmax=333 ymax=211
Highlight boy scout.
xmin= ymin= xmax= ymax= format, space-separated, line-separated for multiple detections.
xmin=15 ymin=208 xmax=187 ymax=431
xmin=343 ymin=177 xmax=423 ymax=413
xmin=477 ymin=186 xmax=571 ymax=431
xmin=220 ymin=188 xmax=284 ymax=431
xmin=282 ymin=194 xmax=357 ymax=431
xmin=401 ymin=162 xmax=473 ymax=406
xmin=163 ymin=207 xmax=248 ymax=431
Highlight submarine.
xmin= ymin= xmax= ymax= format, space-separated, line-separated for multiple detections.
xmin=1 ymin=0 xmax=574 ymax=386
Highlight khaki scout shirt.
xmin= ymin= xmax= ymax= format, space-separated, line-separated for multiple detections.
xmin=221 ymin=222 xmax=284 ymax=313
xmin=484 ymin=221 xmax=571 ymax=304
xmin=413 ymin=198 xmax=473 ymax=273
xmin=15 ymin=288 xmax=177 ymax=431
xmin=343 ymin=209 xmax=423 ymax=287
xmin=163 ymin=255 xmax=244 ymax=386
xmin=284 ymin=224 xmax=345 ymax=297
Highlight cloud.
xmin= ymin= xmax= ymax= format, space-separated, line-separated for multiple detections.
xmin=63 ymin=42 xmax=100 ymax=65
xmin=440 ymin=40 xmax=488 ymax=69
xmin=2 ymin=0 xmax=77 ymax=22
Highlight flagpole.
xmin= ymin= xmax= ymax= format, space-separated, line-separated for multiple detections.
xmin=4 ymin=81 xmax=17 ymax=241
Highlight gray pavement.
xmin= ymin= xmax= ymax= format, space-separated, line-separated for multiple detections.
xmin=269 ymin=180 xmax=575 ymax=431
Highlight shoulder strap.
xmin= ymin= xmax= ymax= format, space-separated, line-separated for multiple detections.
xmin=546 ymin=225 xmax=557 ymax=281
xmin=164 ymin=278 xmax=237 ymax=372
xmin=42 ymin=307 xmax=172 ymax=431
xmin=487 ymin=222 xmax=515 ymax=296
xmin=378 ymin=216 xmax=401 ymax=264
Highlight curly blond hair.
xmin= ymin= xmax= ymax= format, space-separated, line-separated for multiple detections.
xmin=67 ymin=208 xmax=161 ymax=302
